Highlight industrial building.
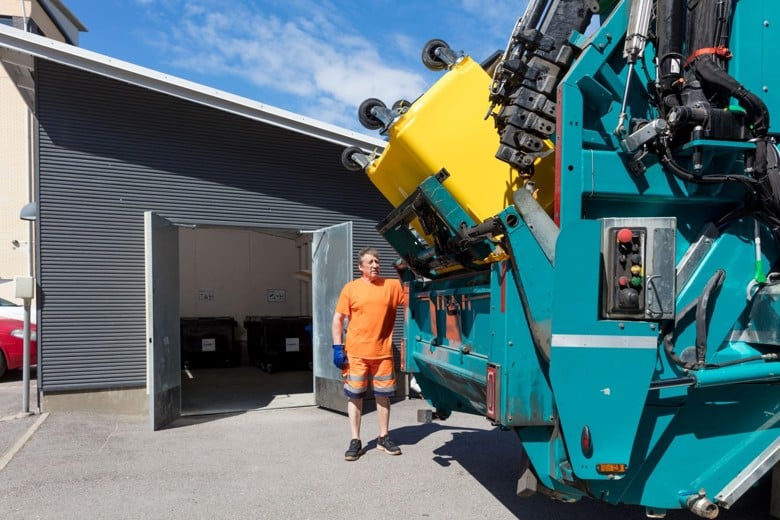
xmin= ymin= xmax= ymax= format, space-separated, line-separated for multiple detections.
xmin=0 ymin=8 xmax=397 ymax=428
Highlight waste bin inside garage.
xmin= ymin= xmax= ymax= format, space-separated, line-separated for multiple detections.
xmin=244 ymin=316 xmax=312 ymax=373
xmin=180 ymin=317 xmax=239 ymax=369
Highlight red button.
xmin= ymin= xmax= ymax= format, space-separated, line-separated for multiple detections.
xmin=617 ymin=228 xmax=634 ymax=244
xmin=618 ymin=276 xmax=629 ymax=287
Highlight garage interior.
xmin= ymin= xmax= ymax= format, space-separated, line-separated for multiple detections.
xmin=177 ymin=225 xmax=315 ymax=416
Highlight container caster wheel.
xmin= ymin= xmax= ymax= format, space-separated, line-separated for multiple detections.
xmin=358 ymin=97 xmax=391 ymax=130
xmin=341 ymin=146 xmax=370 ymax=172
xmin=392 ymin=99 xmax=412 ymax=116
xmin=422 ymin=39 xmax=458 ymax=71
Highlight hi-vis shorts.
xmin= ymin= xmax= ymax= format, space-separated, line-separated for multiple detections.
xmin=342 ymin=356 xmax=396 ymax=399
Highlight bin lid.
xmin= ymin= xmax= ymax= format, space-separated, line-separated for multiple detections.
xmin=181 ymin=316 xmax=237 ymax=324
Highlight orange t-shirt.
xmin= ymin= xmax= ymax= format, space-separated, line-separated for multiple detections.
xmin=336 ymin=277 xmax=405 ymax=359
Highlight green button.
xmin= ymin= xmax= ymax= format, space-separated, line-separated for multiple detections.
xmin=631 ymin=276 xmax=642 ymax=287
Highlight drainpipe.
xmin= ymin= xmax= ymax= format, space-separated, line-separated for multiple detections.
xmin=19 ymin=0 xmax=38 ymax=412
xmin=20 ymin=0 xmax=29 ymax=31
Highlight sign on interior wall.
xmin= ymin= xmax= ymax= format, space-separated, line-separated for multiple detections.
xmin=267 ymin=289 xmax=286 ymax=303
xmin=285 ymin=338 xmax=300 ymax=352
xmin=198 ymin=289 xmax=215 ymax=302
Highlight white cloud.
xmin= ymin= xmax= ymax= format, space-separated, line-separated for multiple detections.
xmin=461 ymin=0 xmax=525 ymax=30
xmin=389 ymin=32 xmax=420 ymax=63
xmin=141 ymin=0 xmax=428 ymax=129
xmin=134 ymin=0 xmax=534 ymax=129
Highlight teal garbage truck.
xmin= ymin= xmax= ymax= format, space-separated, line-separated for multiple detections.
xmin=342 ymin=0 xmax=779 ymax=517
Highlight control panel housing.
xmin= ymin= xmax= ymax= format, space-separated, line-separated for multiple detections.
xmin=601 ymin=217 xmax=676 ymax=320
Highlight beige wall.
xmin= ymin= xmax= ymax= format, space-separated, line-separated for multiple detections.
xmin=0 ymin=0 xmax=29 ymax=18
xmin=0 ymin=0 xmax=72 ymax=303
xmin=0 ymin=1 xmax=67 ymax=43
xmin=179 ymin=228 xmax=312 ymax=342
xmin=0 ymin=62 xmax=34 ymax=302
xmin=28 ymin=1 xmax=70 ymax=43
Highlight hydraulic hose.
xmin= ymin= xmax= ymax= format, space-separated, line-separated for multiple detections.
xmin=692 ymin=58 xmax=770 ymax=136
xmin=663 ymin=269 xmax=726 ymax=369
xmin=695 ymin=269 xmax=726 ymax=366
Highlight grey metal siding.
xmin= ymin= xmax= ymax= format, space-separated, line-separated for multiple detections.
xmin=36 ymin=59 xmax=395 ymax=391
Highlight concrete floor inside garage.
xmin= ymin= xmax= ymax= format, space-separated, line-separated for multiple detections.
xmin=181 ymin=366 xmax=314 ymax=416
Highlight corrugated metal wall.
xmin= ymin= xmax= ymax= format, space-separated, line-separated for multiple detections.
xmin=36 ymin=59 xmax=396 ymax=391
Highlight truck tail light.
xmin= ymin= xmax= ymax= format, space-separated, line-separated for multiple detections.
xmin=486 ymin=364 xmax=500 ymax=421
xmin=581 ymin=425 xmax=593 ymax=458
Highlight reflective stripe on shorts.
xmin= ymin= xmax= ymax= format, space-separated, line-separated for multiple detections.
xmin=342 ymin=356 xmax=396 ymax=398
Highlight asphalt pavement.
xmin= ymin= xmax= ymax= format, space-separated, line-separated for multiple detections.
xmin=0 ymin=370 xmax=772 ymax=520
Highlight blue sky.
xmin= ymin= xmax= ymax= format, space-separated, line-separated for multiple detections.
xmin=62 ymin=0 xmax=521 ymax=133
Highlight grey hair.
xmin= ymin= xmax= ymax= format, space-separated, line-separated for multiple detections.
xmin=358 ymin=246 xmax=380 ymax=262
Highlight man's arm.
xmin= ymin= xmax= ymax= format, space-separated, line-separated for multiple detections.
xmin=395 ymin=278 xmax=406 ymax=308
xmin=332 ymin=311 xmax=346 ymax=344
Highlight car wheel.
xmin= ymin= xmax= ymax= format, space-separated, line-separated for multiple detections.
xmin=0 ymin=351 xmax=7 ymax=379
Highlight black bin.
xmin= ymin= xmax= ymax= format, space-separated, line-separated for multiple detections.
xmin=180 ymin=317 xmax=238 ymax=369
xmin=244 ymin=316 xmax=312 ymax=373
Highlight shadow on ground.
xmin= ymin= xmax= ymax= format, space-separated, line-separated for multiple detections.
xmin=164 ymin=411 xmax=247 ymax=430
xmin=388 ymin=416 xmax=773 ymax=520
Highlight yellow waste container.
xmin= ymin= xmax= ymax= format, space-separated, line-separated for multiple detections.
xmin=364 ymin=55 xmax=555 ymax=228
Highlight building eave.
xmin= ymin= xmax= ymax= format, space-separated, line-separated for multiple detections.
xmin=0 ymin=23 xmax=386 ymax=152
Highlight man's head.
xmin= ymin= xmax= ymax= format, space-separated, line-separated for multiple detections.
xmin=358 ymin=247 xmax=381 ymax=281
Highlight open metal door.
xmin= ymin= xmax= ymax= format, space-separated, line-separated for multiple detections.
xmin=312 ymin=222 xmax=352 ymax=413
xmin=144 ymin=212 xmax=181 ymax=430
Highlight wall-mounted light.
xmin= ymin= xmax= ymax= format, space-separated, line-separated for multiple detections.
xmin=19 ymin=202 xmax=37 ymax=221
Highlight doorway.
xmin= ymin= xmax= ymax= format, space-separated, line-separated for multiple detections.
xmin=178 ymin=224 xmax=315 ymax=415
xmin=145 ymin=214 xmax=352 ymax=428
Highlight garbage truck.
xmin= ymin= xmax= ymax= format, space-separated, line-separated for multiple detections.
xmin=341 ymin=0 xmax=779 ymax=517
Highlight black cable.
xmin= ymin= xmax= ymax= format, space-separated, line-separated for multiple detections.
xmin=658 ymin=146 xmax=759 ymax=188
xmin=707 ymin=354 xmax=776 ymax=369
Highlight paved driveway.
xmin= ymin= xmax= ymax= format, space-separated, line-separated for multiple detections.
xmin=0 ymin=373 xmax=772 ymax=519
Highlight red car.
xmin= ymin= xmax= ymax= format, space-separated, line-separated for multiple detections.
xmin=0 ymin=317 xmax=37 ymax=379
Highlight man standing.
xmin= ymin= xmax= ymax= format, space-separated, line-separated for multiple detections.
xmin=332 ymin=246 xmax=405 ymax=461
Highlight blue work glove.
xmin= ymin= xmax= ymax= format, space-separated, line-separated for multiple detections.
xmin=332 ymin=344 xmax=348 ymax=369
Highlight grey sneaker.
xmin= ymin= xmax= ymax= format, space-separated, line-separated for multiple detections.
xmin=377 ymin=435 xmax=402 ymax=455
xmin=344 ymin=439 xmax=362 ymax=461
